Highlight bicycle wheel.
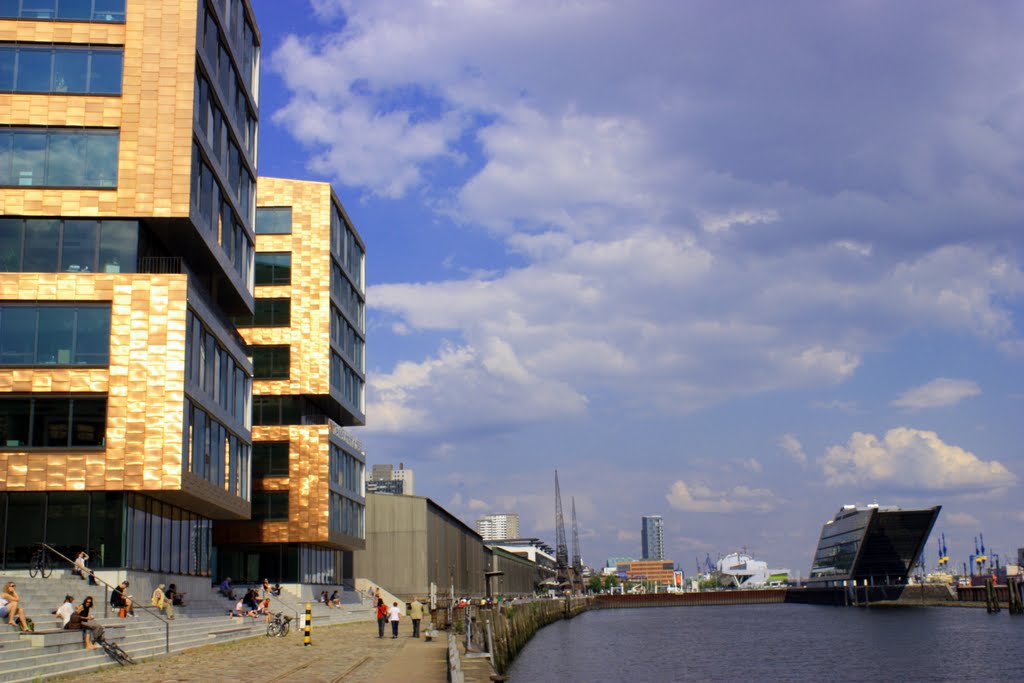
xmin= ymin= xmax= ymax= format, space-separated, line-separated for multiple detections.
xmin=266 ymin=621 xmax=280 ymax=637
xmin=280 ymin=620 xmax=290 ymax=637
xmin=106 ymin=642 xmax=135 ymax=666
xmin=40 ymin=554 xmax=51 ymax=579
xmin=28 ymin=552 xmax=39 ymax=578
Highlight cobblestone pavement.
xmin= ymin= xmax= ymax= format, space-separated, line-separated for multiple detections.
xmin=53 ymin=620 xmax=451 ymax=683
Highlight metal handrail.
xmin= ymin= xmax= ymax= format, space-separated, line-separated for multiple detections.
xmin=36 ymin=543 xmax=172 ymax=654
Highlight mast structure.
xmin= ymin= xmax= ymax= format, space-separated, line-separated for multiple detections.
xmin=571 ymin=496 xmax=582 ymax=575
xmin=554 ymin=470 xmax=570 ymax=586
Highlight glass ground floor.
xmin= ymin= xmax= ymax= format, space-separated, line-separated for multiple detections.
xmin=0 ymin=491 xmax=212 ymax=575
xmin=216 ymin=543 xmax=353 ymax=587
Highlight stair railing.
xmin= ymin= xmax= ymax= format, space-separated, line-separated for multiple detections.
xmin=36 ymin=542 xmax=171 ymax=654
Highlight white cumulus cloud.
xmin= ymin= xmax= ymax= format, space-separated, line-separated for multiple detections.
xmin=892 ymin=378 xmax=982 ymax=410
xmin=819 ymin=428 xmax=1015 ymax=492
xmin=779 ymin=434 xmax=807 ymax=465
xmin=666 ymin=479 xmax=778 ymax=513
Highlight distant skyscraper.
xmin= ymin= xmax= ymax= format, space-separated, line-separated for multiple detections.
xmin=476 ymin=513 xmax=520 ymax=541
xmin=642 ymin=515 xmax=665 ymax=560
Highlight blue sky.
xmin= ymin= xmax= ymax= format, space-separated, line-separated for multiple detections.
xmin=250 ymin=0 xmax=1024 ymax=576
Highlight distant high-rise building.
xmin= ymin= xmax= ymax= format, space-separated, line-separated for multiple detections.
xmin=368 ymin=462 xmax=413 ymax=495
xmin=476 ymin=513 xmax=519 ymax=540
xmin=642 ymin=516 xmax=665 ymax=560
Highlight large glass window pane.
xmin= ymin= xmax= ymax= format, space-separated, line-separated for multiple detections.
xmin=254 ymin=252 xmax=291 ymax=286
xmin=36 ymin=306 xmax=74 ymax=364
xmin=11 ymin=130 xmax=46 ymax=186
xmin=56 ymin=0 xmax=92 ymax=20
xmin=0 ymin=398 xmax=30 ymax=447
xmin=98 ymin=220 xmax=137 ymax=273
xmin=46 ymin=131 xmax=86 ymax=186
xmin=14 ymin=48 xmax=51 ymax=92
xmin=75 ymin=306 xmax=110 ymax=365
xmin=0 ymin=46 xmax=14 ymax=91
xmin=52 ymin=48 xmax=88 ymax=92
xmin=0 ymin=307 xmax=34 ymax=365
xmin=92 ymin=0 xmax=126 ymax=21
xmin=32 ymin=398 xmax=70 ymax=447
xmin=4 ymin=493 xmax=45 ymax=566
xmin=71 ymin=398 xmax=106 ymax=447
xmin=192 ymin=409 xmax=207 ymax=476
xmin=255 ymin=207 xmax=292 ymax=234
xmin=252 ymin=441 xmax=288 ymax=477
xmin=252 ymin=346 xmax=289 ymax=379
xmin=84 ymin=131 xmax=118 ymax=187
xmin=0 ymin=218 xmax=20 ymax=271
xmin=45 ymin=492 xmax=89 ymax=561
xmin=0 ymin=130 xmax=12 ymax=186
xmin=22 ymin=220 xmax=59 ymax=271
xmin=89 ymin=492 xmax=123 ymax=568
xmin=60 ymin=220 xmax=98 ymax=272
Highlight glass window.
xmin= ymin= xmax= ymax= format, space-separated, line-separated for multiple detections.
xmin=255 ymin=207 xmax=292 ymax=234
xmin=87 ymin=49 xmax=122 ymax=94
xmin=0 ymin=129 xmax=118 ymax=188
xmin=0 ymin=307 xmax=34 ymax=365
xmin=36 ymin=306 xmax=74 ymax=364
xmin=70 ymin=398 xmax=105 ymax=446
xmin=13 ymin=48 xmax=50 ymax=92
xmin=0 ymin=46 xmax=16 ymax=91
xmin=0 ymin=398 xmax=30 ymax=447
xmin=84 ymin=130 xmax=118 ymax=187
xmin=22 ymin=220 xmax=60 ymax=271
xmin=98 ymin=220 xmax=137 ymax=273
xmin=53 ymin=48 xmax=88 ymax=92
xmin=254 ymin=252 xmax=291 ymax=286
xmin=32 ymin=398 xmax=70 ymax=447
xmin=251 ymin=492 xmax=288 ymax=521
xmin=252 ymin=441 xmax=289 ymax=477
xmin=0 ymin=218 xmax=20 ymax=271
xmin=56 ymin=0 xmax=92 ymax=20
xmin=91 ymin=0 xmax=126 ymax=21
xmin=11 ymin=129 xmax=46 ymax=187
xmin=60 ymin=220 xmax=98 ymax=272
xmin=252 ymin=345 xmax=289 ymax=379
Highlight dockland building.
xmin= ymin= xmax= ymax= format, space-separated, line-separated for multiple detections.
xmin=214 ymin=177 xmax=367 ymax=584
xmin=641 ymin=515 xmax=664 ymax=560
xmin=0 ymin=1 xmax=368 ymax=590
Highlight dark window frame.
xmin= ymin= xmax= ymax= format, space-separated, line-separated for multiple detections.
xmin=251 ymin=344 xmax=289 ymax=380
xmin=0 ymin=396 xmax=106 ymax=449
xmin=0 ymin=43 xmax=123 ymax=95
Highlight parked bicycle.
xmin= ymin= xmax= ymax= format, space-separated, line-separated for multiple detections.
xmin=266 ymin=611 xmax=292 ymax=637
xmin=97 ymin=635 xmax=135 ymax=666
xmin=28 ymin=545 xmax=51 ymax=579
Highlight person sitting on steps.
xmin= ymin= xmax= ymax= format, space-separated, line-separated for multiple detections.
xmin=110 ymin=581 xmax=134 ymax=617
xmin=65 ymin=596 xmax=103 ymax=650
xmin=1 ymin=582 xmax=31 ymax=631
xmin=152 ymin=583 xmax=175 ymax=619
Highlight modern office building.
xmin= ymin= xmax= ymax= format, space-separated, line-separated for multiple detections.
xmin=807 ymin=504 xmax=941 ymax=586
xmin=616 ymin=559 xmax=676 ymax=585
xmin=476 ymin=512 xmax=519 ymax=541
xmin=641 ymin=515 xmax=664 ymax=560
xmin=0 ymin=0 xmax=259 ymax=582
xmin=368 ymin=461 xmax=413 ymax=495
xmin=213 ymin=177 xmax=366 ymax=585
xmin=365 ymin=478 xmax=403 ymax=495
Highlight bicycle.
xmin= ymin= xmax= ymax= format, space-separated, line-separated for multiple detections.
xmin=266 ymin=611 xmax=292 ymax=637
xmin=97 ymin=636 xmax=135 ymax=666
xmin=28 ymin=546 xmax=51 ymax=579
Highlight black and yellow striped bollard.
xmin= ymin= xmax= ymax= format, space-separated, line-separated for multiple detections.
xmin=304 ymin=602 xmax=312 ymax=646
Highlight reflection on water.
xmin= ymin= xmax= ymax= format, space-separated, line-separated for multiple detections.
xmin=507 ymin=603 xmax=1019 ymax=682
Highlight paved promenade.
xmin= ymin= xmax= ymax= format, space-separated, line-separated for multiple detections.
xmin=53 ymin=620 xmax=452 ymax=683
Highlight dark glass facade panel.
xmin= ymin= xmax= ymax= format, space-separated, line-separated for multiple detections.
xmin=329 ymin=202 xmax=364 ymax=289
xmin=190 ymin=142 xmax=253 ymax=285
xmin=0 ymin=0 xmax=126 ymax=21
xmin=231 ymin=298 xmax=289 ymax=327
xmin=0 ymin=304 xmax=111 ymax=365
xmin=184 ymin=309 xmax=251 ymax=424
xmin=182 ymin=397 xmax=250 ymax=500
xmin=3 ymin=493 xmax=45 ymax=566
xmin=251 ymin=396 xmax=303 ymax=426
xmin=0 ymin=44 xmax=123 ymax=94
xmin=0 ymin=217 xmax=137 ymax=273
xmin=251 ymin=491 xmax=288 ymax=521
xmin=252 ymin=345 xmax=288 ymax=379
xmin=252 ymin=441 xmax=289 ymax=477
xmin=215 ymin=544 xmax=343 ymax=586
xmin=0 ymin=128 xmax=118 ymax=188
xmin=329 ymin=351 xmax=363 ymax=413
xmin=0 ymin=397 xmax=105 ymax=448
xmin=124 ymin=493 xmax=212 ymax=575
xmin=253 ymin=252 xmax=290 ymax=286
xmin=255 ymin=207 xmax=291 ymax=234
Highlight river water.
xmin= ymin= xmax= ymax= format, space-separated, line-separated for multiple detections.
xmin=506 ymin=603 xmax=1022 ymax=682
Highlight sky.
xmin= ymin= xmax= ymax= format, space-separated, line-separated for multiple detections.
xmin=249 ymin=0 xmax=1024 ymax=576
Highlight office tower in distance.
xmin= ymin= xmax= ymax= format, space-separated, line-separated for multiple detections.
xmin=0 ymin=0 xmax=260 ymax=576
xmin=642 ymin=515 xmax=665 ymax=560
xmin=215 ymin=177 xmax=367 ymax=583
xmin=367 ymin=462 xmax=414 ymax=495
xmin=476 ymin=513 xmax=520 ymax=541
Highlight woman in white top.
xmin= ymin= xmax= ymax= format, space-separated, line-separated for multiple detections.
xmin=73 ymin=552 xmax=89 ymax=581
xmin=387 ymin=601 xmax=402 ymax=639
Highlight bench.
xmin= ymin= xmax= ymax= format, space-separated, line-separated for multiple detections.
xmin=22 ymin=623 xmax=125 ymax=649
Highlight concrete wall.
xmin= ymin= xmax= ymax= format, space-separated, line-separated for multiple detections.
xmin=488 ymin=546 xmax=541 ymax=597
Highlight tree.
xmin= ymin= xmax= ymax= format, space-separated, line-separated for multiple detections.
xmin=588 ymin=575 xmax=603 ymax=594
xmin=603 ymin=574 xmax=620 ymax=590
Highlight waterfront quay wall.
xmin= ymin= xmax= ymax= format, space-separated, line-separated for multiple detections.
xmin=442 ymin=597 xmax=590 ymax=675
xmin=595 ymin=590 xmax=786 ymax=609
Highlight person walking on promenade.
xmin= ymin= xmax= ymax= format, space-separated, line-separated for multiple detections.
xmin=1 ymin=582 xmax=31 ymax=631
xmin=388 ymin=601 xmax=402 ymax=639
xmin=409 ymin=597 xmax=424 ymax=638
xmin=375 ymin=598 xmax=387 ymax=638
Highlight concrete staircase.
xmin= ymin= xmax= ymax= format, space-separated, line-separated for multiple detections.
xmin=0 ymin=572 xmax=375 ymax=683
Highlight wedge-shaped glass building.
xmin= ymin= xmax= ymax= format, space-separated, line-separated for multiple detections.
xmin=808 ymin=504 xmax=941 ymax=586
